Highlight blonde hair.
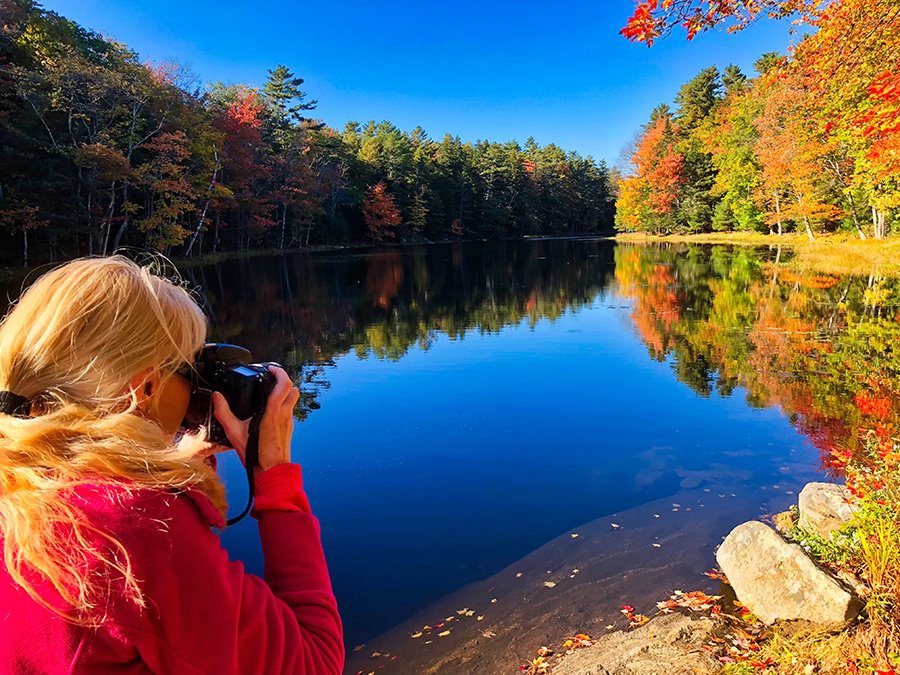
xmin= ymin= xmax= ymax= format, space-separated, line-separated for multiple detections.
xmin=0 ymin=255 xmax=226 ymax=625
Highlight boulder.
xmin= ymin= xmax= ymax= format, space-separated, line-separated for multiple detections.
xmin=798 ymin=482 xmax=856 ymax=538
xmin=716 ymin=521 xmax=861 ymax=626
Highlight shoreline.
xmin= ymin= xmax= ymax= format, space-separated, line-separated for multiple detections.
xmin=3 ymin=231 xmax=897 ymax=281
xmin=345 ymin=478 xmax=809 ymax=674
xmin=614 ymin=231 xmax=900 ymax=276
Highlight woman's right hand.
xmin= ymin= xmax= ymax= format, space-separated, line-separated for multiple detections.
xmin=212 ymin=366 xmax=301 ymax=476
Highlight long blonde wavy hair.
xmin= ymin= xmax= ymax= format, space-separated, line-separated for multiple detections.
xmin=0 ymin=255 xmax=226 ymax=624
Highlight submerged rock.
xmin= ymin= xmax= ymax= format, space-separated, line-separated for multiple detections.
xmin=798 ymin=482 xmax=856 ymax=538
xmin=716 ymin=521 xmax=861 ymax=627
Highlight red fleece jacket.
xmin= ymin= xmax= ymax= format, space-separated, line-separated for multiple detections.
xmin=0 ymin=463 xmax=344 ymax=674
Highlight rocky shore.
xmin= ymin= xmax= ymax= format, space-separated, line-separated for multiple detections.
xmin=347 ymin=481 xmax=860 ymax=674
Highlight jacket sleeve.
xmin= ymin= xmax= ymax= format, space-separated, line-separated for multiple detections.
xmin=116 ymin=464 xmax=344 ymax=675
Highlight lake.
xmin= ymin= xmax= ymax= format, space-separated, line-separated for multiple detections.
xmin=4 ymin=239 xmax=894 ymax=655
xmin=182 ymin=239 xmax=899 ymax=651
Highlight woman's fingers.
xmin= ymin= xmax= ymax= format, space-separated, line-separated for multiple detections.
xmin=267 ymin=366 xmax=294 ymax=405
xmin=212 ymin=391 xmax=249 ymax=454
xmin=283 ymin=386 xmax=300 ymax=410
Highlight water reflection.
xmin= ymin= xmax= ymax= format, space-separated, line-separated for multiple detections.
xmin=186 ymin=239 xmax=618 ymax=420
xmin=614 ymin=243 xmax=899 ymax=470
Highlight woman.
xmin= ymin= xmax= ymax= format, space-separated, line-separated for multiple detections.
xmin=0 ymin=256 xmax=343 ymax=674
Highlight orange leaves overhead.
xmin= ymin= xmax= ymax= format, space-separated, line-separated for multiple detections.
xmin=621 ymin=0 xmax=825 ymax=46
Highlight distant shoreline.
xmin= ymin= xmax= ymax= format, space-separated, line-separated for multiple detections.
xmin=615 ymin=231 xmax=900 ymax=276
xmin=3 ymin=230 xmax=897 ymax=282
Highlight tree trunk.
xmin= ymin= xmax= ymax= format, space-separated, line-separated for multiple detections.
xmin=185 ymin=197 xmax=212 ymax=256
xmin=112 ymin=182 xmax=131 ymax=251
xmin=802 ymin=214 xmax=814 ymax=242
xmin=185 ymin=148 xmax=220 ymax=256
xmin=871 ymin=206 xmax=886 ymax=240
xmin=100 ymin=181 xmax=116 ymax=254
xmin=22 ymin=228 xmax=28 ymax=268
xmin=797 ymin=195 xmax=814 ymax=241
xmin=773 ymin=192 xmax=783 ymax=236
xmin=279 ymin=203 xmax=287 ymax=249
xmin=846 ymin=192 xmax=866 ymax=240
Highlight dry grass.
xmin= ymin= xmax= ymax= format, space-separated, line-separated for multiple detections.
xmin=743 ymin=620 xmax=900 ymax=674
xmin=614 ymin=232 xmax=900 ymax=277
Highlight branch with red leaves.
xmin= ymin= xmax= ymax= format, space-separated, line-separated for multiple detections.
xmin=621 ymin=0 xmax=826 ymax=45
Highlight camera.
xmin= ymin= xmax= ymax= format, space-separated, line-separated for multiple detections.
xmin=180 ymin=343 xmax=279 ymax=446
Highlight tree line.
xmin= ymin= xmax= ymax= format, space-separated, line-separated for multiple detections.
xmin=617 ymin=0 xmax=899 ymax=240
xmin=0 ymin=1 xmax=615 ymax=266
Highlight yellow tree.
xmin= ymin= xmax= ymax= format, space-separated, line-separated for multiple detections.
xmin=753 ymin=70 xmax=842 ymax=240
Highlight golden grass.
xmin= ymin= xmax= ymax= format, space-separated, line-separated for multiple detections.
xmin=614 ymin=232 xmax=900 ymax=277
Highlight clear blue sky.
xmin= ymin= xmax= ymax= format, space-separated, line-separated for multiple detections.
xmin=40 ymin=0 xmax=797 ymax=165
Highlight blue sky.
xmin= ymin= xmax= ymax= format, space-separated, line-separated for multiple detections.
xmin=40 ymin=0 xmax=798 ymax=165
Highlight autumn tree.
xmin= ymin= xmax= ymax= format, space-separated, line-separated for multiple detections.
xmin=616 ymin=112 xmax=686 ymax=232
xmin=363 ymin=181 xmax=401 ymax=241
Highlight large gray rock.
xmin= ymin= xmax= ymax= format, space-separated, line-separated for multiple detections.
xmin=716 ymin=521 xmax=861 ymax=626
xmin=799 ymin=482 xmax=856 ymax=538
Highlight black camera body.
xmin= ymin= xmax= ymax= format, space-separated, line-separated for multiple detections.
xmin=181 ymin=343 xmax=279 ymax=446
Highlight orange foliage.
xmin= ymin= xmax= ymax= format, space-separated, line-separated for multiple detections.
xmin=363 ymin=181 xmax=402 ymax=242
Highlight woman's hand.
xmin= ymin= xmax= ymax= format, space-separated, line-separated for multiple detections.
xmin=212 ymin=366 xmax=301 ymax=476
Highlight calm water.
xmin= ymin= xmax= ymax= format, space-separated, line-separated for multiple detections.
xmin=6 ymin=240 xmax=897 ymax=649
xmin=184 ymin=239 xmax=899 ymax=647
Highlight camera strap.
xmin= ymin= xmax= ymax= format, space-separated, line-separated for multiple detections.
xmin=226 ymin=413 xmax=262 ymax=526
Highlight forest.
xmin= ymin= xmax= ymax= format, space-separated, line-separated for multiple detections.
xmin=617 ymin=0 xmax=899 ymax=240
xmin=0 ymin=1 xmax=615 ymax=266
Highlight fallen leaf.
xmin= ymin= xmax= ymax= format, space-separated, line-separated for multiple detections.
xmin=490 ymin=598 xmax=497 ymax=603
xmin=544 ymin=581 xmax=557 ymax=588
xmin=611 ymin=523 xmax=620 ymax=529
xmin=465 ymin=610 xmax=475 ymax=617
xmin=438 ymin=630 xmax=451 ymax=637
xmin=516 ymin=572 xmax=523 ymax=578
xmin=652 ymin=543 xmax=662 ymax=548
xmin=456 ymin=608 xmax=468 ymax=615
xmin=570 ymin=533 xmax=579 ymax=538
xmin=370 ymin=651 xmax=382 ymax=658
xmin=482 ymin=630 xmax=496 ymax=638
xmin=628 ymin=613 xmax=650 ymax=627
xmin=410 ymin=632 xmax=422 ymax=639
xmin=477 ymin=615 xmax=485 ymax=621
